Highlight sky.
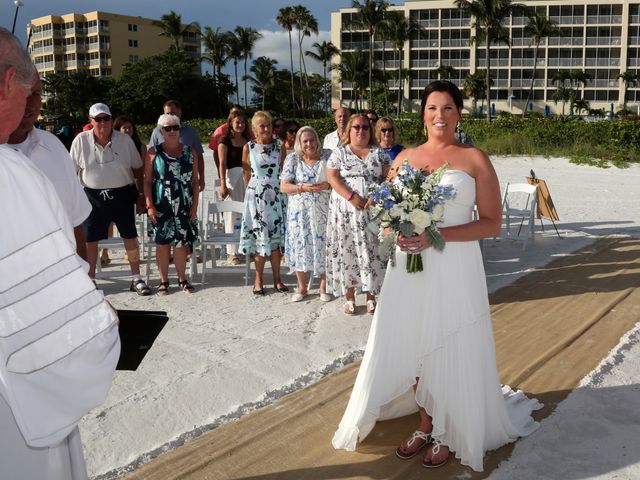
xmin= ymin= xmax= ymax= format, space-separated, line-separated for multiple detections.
xmin=1 ymin=0 xmax=352 ymax=76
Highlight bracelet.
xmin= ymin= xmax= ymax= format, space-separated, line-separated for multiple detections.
xmin=346 ymin=191 xmax=355 ymax=201
xmin=297 ymin=184 xmax=303 ymax=194
xmin=146 ymin=204 xmax=153 ymax=209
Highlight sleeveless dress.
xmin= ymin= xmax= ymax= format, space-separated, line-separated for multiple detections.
xmin=239 ymin=141 xmax=286 ymax=256
xmin=281 ymin=149 xmax=331 ymax=276
xmin=147 ymin=144 xmax=198 ymax=247
xmin=332 ymin=170 xmax=542 ymax=472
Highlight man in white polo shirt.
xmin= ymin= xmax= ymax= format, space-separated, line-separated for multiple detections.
xmin=70 ymin=102 xmax=152 ymax=295
xmin=8 ymin=71 xmax=91 ymax=260
xmin=323 ymin=106 xmax=350 ymax=150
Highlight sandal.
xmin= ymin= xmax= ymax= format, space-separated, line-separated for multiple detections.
xmin=396 ymin=430 xmax=432 ymax=460
xmin=100 ymin=256 xmax=111 ymax=267
xmin=343 ymin=300 xmax=356 ymax=316
xmin=422 ymin=440 xmax=450 ymax=469
xmin=157 ymin=281 xmax=170 ymax=296
xmin=178 ymin=279 xmax=195 ymax=293
xmin=366 ymin=299 xmax=376 ymax=315
xmin=130 ymin=279 xmax=152 ymax=296
xmin=275 ymin=283 xmax=289 ymax=292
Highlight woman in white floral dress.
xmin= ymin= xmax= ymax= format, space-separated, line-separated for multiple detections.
xmin=326 ymin=114 xmax=391 ymax=315
xmin=239 ymin=111 xmax=288 ymax=295
xmin=280 ymin=127 xmax=332 ymax=302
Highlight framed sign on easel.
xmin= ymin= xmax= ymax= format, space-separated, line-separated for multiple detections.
xmin=526 ymin=170 xmax=561 ymax=238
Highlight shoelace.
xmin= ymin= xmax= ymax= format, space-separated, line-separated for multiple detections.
xmin=406 ymin=430 xmax=431 ymax=447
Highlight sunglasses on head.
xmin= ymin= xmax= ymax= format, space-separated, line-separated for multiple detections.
xmin=92 ymin=115 xmax=111 ymax=123
xmin=381 ymin=128 xmax=394 ymax=134
xmin=162 ymin=125 xmax=180 ymax=132
xmin=352 ymin=124 xmax=370 ymax=131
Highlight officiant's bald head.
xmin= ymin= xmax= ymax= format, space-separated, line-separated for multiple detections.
xmin=0 ymin=27 xmax=36 ymax=143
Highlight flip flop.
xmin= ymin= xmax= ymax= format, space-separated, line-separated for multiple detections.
xmin=422 ymin=441 xmax=449 ymax=468
xmin=396 ymin=430 xmax=432 ymax=460
xmin=343 ymin=300 xmax=356 ymax=316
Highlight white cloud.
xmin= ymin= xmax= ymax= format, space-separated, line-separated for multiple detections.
xmin=252 ymin=29 xmax=331 ymax=76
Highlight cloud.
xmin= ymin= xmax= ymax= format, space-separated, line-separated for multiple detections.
xmin=251 ymin=29 xmax=331 ymax=76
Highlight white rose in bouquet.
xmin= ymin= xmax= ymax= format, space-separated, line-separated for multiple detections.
xmin=432 ymin=204 xmax=445 ymax=222
xmin=408 ymin=209 xmax=432 ymax=234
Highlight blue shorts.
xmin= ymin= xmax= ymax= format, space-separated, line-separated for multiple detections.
xmin=83 ymin=185 xmax=138 ymax=242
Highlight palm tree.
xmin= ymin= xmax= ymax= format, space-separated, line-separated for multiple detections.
xmin=617 ymin=70 xmax=640 ymax=111
xmin=455 ymin=0 xmax=526 ymax=122
xmin=351 ymin=0 xmax=389 ymax=108
xmin=293 ymin=6 xmax=318 ymax=85
xmin=235 ymin=26 xmax=262 ymax=109
xmin=552 ymin=86 xmax=573 ymax=115
xmin=276 ymin=6 xmax=297 ymax=111
xmin=384 ymin=10 xmax=423 ymax=116
xmin=435 ymin=64 xmax=457 ymax=80
xmin=201 ymin=26 xmax=231 ymax=88
xmin=306 ymin=41 xmax=340 ymax=113
xmin=463 ymin=69 xmax=491 ymax=114
xmin=572 ymin=98 xmax=590 ymax=116
xmin=522 ymin=13 xmax=559 ymax=116
xmin=332 ymin=49 xmax=369 ymax=110
xmin=247 ymin=56 xmax=278 ymax=110
xmin=225 ymin=32 xmax=243 ymax=105
xmin=152 ymin=10 xmax=200 ymax=51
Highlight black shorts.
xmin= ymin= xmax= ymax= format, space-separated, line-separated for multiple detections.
xmin=83 ymin=185 xmax=138 ymax=242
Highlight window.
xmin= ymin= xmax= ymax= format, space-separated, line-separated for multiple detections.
xmin=128 ymin=23 xmax=138 ymax=32
xmin=128 ymin=55 xmax=139 ymax=63
xmin=128 ymin=39 xmax=138 ymax=48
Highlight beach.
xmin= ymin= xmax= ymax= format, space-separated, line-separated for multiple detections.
xmin=84 ymin=154 xmax=640 ymax=479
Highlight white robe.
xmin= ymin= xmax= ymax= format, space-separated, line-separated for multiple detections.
xmin=0 ymin=145 xmax=120 ymax=480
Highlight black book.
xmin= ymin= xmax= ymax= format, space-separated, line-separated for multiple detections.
xmin=116 ymin=309 xmax=169 ymax=371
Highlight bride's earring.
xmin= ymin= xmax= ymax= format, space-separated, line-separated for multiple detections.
xmin=423 ymin=124 xmax=428 ymax=137
xmin=455 ymin=121 xmax=461 ymax=135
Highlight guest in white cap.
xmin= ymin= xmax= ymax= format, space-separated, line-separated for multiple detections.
xmin=70 ymin=101 xmax=151 ymax=294
xmin=0 ymin=26 xmax=120 ymax=480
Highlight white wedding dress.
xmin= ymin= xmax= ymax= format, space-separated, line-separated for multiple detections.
xmin=332 ymin=170 xmax=542 ymax=472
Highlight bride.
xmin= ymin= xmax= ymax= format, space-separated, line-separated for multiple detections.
xmin=332 ymin=80 xmax=542 ymax=471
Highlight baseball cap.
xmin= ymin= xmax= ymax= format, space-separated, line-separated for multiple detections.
xmin=89 ymin=103 xmax=111 ymax=118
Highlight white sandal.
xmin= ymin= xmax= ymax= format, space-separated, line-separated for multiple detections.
xmin=343 ymin=300 xmax=356 ymax=316
xmin=366 ymin=299 xmax=376 ymax=315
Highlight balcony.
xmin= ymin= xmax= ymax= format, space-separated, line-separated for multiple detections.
xmin=409 ymin=59 xmax=439 ymax=68
xmin=511 ymin=17 xmax=529 ymax=26
xmin=511 ymin=58 xmax=546 ymax=67
xmin=548 ymin=37 xmax=584 ymax=46
xmin=440 ymin=38 xmax=470 ymax=48
xmin=549 ymin=16 xmax=585 ymax=24
xmin=591 ymin=79 xmax=618 ymax=88
xmin=512 ymin=38 xmax=537 ymax=46
xmin=340 ymin=41 xmax=368 ymax=50
xmin=415 ymin=19 xmax=439 ymax=28
xmin=586 ymin=15 xmax=622 ymax=24
xmin=510 ymin=79 xmax=545 ymax=88
xmin=547 ymin=58 xmax=584 ymax=67
xmin=438 ymin=59 xmax=470 ymax=67
xmin=88 ymin=26 xmax=98 ymax=34
xmin=585 ymin=36 xmax=621 ymax=46
xmin=476 ymin=58 xmax=510 ymax=67
xmin=584 ymin=57 xmax=620 ymax=66
xmin=411 ymin=79 xmax=434 ymax=88
xmin=629 ymin=58 xmax=640 ymax=67
xmin=374 ymin=60 xmax=401 ymax=69
xmin=631 ymin=15 xmax=640 ymax=24
xmin=411 ymin=40 xmax=439 ymax=48
xmin=441 ymin=19 xmax=470 ymax=27
xmin=629 ymin=36 xmax=640 ymax=45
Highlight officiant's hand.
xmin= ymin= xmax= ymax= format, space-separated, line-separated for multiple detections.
xmin=397 ymin=231 xmax=429 ymax=253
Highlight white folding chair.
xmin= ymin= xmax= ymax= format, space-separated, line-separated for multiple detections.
xmin=501 ymin=182 xmax=538 ymax=249
xmin=201 ymin=200 xmax=250 ymax=286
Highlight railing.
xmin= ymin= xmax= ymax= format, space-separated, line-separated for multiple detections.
xmin=411 ymin=40 xmax=439 ymax=48
xmin=511 ymin=58 xmax=547 ymax=67
xmin=374 ymin=60 xmax=401 ymax=69
xmin=441 ymin=18 xmax=471 ymax=27
xmin=584 ymin=57 xmax=620 ymax=66
xmin=511 ymin=38 xmax=537 ymax=46
xmin=415 ymin=19 xmax=439 ymax=28
xmin=99 ymin=25 xmax=110 ymax=33
xmin=511 ymin=17 xmax=529 ymax=25
xmin=631 ymin=14 xmax=640 ymax=24
xmin=628 ymin=58 xmax=640 ymax=66
xmin=592 ymin=79 xmax=618 ymax=87
xmin=547 ymin=58 xmax=584 ymax=66
xmin=493 ymin=79 xmax=509 ymax=87
xmin=411 ymin=79 xmax=434 ymax=88
xmin=586 ymin=15 xmax=622 ymax=24
xmin=629 ymin=36 xmax=640 ymax=45
xmin=341 ymin=41 xmax=369 ymax=50
xmin=409 ymin=59 xmax=439 ymax=68
xmin=440 ymin=38 xmax=470 ymax=47
xmin=549 ymin=16 xmax=585 ymax=24
xmin=88 ymin=26 xmax=98 ymax=34
xmin=476 ymin=58 xmax=510 ymax=67
xmin=438 ymin=59 xmax=470 ymax=67
xmin=585 ymin=36 xmax=621 ymax=45
xmin=510 ymin=79 xmax=545 ymax=87
xmin=31 ymin=30 xmax=48 ymax=40
xmin=548 ymin=37 xmax=584 ymax=46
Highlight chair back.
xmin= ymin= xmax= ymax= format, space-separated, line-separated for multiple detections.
xmin=502 ymin=183 xmax=537 ymax=212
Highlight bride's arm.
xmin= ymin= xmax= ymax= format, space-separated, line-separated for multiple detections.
xmin=440 ymin=149 xmax=502 ymax=242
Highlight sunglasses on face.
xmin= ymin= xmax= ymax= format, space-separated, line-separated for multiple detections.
xmin=92 ymin=115 xmax=111 ymax=123
xmin=352 ymin=124 xmax=370 ymax=131
xmin=162 ymin=125 xmax=180 ymax=132
xmin=381 ymin=128 xmax=394 ymax=134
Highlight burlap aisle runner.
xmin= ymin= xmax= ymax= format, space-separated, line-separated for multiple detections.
xmin=125 ymin=237 xmax=640 ymax=480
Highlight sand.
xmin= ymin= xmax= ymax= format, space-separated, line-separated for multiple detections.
xmin=83 ymin=154 xmax=640 ymax=479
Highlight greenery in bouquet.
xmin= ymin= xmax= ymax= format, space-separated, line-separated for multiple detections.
xmin=368 ymin=161 xmax=456 ymax=272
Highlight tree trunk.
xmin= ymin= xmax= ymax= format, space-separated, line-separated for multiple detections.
xmin=523 ymin=41 xmax=540 ymax=117
xmin=485 ymin=40 xmax=491 ymax=122
xmin=369 ymin=32 xmax=374 ymax=109
xmin=288 ymin=32 xmax=296 ymax=112
xmin=243 ymin=57 xmax=248 ymax=109
xmin=297 ymin=32 xmax=305 ymax=110
xmin=234 ymin=61 xmax=240 ymax=105
xmin=323 ymin=62 xmax=329 ymax=113
xmin=382 ymin=40 xmax=388 ymax=115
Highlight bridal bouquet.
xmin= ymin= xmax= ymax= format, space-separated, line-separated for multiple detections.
xmin=368 ymin=161 xmax=456 ymax=273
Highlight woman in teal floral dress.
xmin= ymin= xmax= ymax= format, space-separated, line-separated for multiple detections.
xmin=239 ymin=111 xmax=288 ymax=295
xmin=144 ymin=114 xmax=199 ymax=295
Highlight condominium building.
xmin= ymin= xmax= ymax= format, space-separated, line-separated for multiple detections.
xmin=331 ymin=0 xmax=640 ymax=114
xmin=28 ymin=11 xmax=200 ymax=78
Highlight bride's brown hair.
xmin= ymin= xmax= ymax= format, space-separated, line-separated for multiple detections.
xmin=419 ymin=80 xmax=464 ymax=121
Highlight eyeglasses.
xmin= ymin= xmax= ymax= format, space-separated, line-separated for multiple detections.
xmin=92 ymin=115 xmax=111 ymax=123
xmin=162 ymin=125 xmax=180 ymax=132
xmin=351 ymin=124 xmax=370 ymax=131
xmin=381 ymin=128 xmax=394 ymax=134
xmin=287 ymin=128 xmax=298 ymax=133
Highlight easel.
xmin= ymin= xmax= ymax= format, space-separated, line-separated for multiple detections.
xmin=526 ymin=170 xmax=561 ymax=238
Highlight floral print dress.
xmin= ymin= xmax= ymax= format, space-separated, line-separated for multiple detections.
xmin=325 ymin=146 xmax=391 ymax=296
xmin=239 ymin=141 xmax=286 ymax=256
xmin=281 ymin=149 xmax=332 ymax=276
xmin=148 ymin=144 xmax=198 ymax=247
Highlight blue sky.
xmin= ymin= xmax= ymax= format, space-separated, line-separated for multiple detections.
xmin=1 ymin=0 xmax=351 ymax=75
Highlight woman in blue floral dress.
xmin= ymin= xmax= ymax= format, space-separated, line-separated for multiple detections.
xmin=239 ymin=111 xmax=288 ymax=295
xmin=144 ymin=114 xmax=199 ymax=295
xmin=326 ymin=114 xmax=391 ymax=315
xmin=280 ymin=126 xmax=332 ymax=302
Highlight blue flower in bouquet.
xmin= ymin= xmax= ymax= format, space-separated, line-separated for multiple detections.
xmin=368 ymin=161 xmax=456 ymax=272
